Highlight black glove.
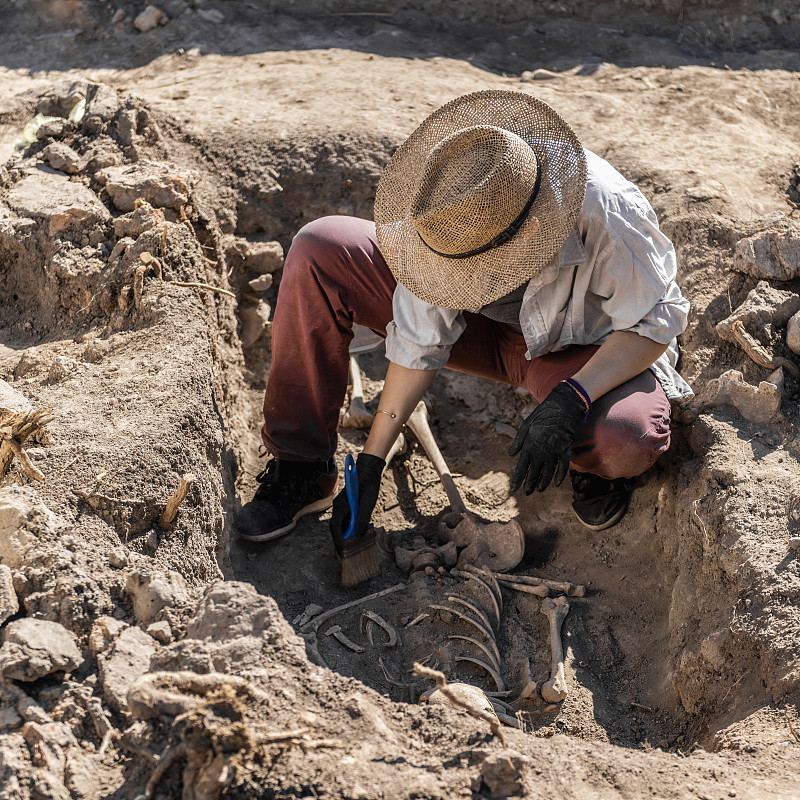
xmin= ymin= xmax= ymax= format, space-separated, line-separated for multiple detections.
xmin=330 ymin=452 xmax=385 ymax=555
xmin=508 ymin=381 xmax=589 ymax=495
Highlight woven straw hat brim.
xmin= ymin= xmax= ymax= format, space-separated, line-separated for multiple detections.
xmin=375 ymin=89 xmax=587 ymax=310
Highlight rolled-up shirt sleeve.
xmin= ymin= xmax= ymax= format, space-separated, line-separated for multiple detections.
xmin=385 ymin=283 xmax=466 ymax=370
xmin=590 ymin=207 xmax=689 ymax=345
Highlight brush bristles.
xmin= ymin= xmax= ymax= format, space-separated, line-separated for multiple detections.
xmin=339 ymin=533 xmax=380 ymax=587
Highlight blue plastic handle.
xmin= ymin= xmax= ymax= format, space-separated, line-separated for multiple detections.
xmin=342 ymin=453 xmax=359 ymax=541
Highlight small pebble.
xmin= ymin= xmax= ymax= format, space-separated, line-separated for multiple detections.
xmin=789 ymin=537 xmax=800 ymax=551
xmin=109 ymin=547 xmax=129 ymax=568
xmin=144 ymin=530 xmax=159 ymax=551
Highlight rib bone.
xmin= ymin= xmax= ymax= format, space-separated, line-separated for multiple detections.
xmin=429 ymin=604 xmax=500 ymax=664
xmin=540 ymin=596 xmax=570 ymax=703
xmin=448 ymin=634 xmax=501 ymax=672
xmin=450 ymin=569 xmax=501 ymax=627
xmin=360 ymin=610 xmax=398 ymax=648
xmin=342 ymin=355 xmax=374 ymax=429
xmin=455 ymin=656 xmax=506 ymax=692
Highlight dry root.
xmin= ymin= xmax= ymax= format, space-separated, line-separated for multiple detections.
xmin=732 ymin=320 xmax=800 ymax=377
xmin=0 ymin=407 xmax=58 ymax=482
xmin=159 ymin=473 xmax=196 ymax=526
xmin=413 ymin=662 xmax=505 ymax=743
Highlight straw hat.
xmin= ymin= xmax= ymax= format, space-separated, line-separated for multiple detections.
xmin=374 ymin=89 xmax=587 ymax=309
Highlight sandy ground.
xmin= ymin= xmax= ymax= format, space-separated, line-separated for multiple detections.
xmin=0 ymin=2 xmax=799 ymax=798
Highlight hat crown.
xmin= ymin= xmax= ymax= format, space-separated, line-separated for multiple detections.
xmin=410 ymin=125 xmax=539 ymax=257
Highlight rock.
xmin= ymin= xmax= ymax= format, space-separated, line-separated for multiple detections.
xmin=143 ymin=530 xmax=159 ymax=551
xmin=48 ymin=356 xmax=76 ymax=383
xmin=685 ymin=183 xmax=724 ymax=201
xmin=198 ymin=7 xmax=224 ymax=23
xmin=494 ymin=421 xmax=516 ymax=438
xmin=734 ymin=228 xmax=800 ymax=281
xmin=0 ymin=619 xmax=82 ymax=681
xmin=239 ymin=301 xmax=272 ymax=347
xmin=716 ymin=281 xmax=800 ymax=344
xmin=36 ymin=80 xmax=87 ymax=118
xmin=83 ymin=83 xmax=121 ymax=123
xmin=111 ymin=8 xmax=126 ymax=23
xmin=125 ymin=567 xmax=190 ymax=623
xmin=36 ymin=118 xmax=71 ymax=139
xmin=520 ymin=68 xmax=560 ymax=81
xmin=0 ymin=565 xmax=19 ymax=627
xmin=0 ymin=487 xmax=62 ymax=569
xmin=97 ymin=626 xmax=158 ymax=712
xmin=88 ymin=615 xmax=128 ymax=656
xmin=116 ymin=108 xmax=137 ymax=146
xmin=134 ymin=5 xmax=168 ymax=31
xmin=7 ymin=173 xmax=111 ymax=237
xmin=98 ymin=161 xmax=198 ymax=212
xmin=701 ymin=369 xmax=782 ymax=424
xmin=474 ymin=750 xmax=530 ymax=797
xmin=41 ymin=143 xmax=82 ymax=175
xmin=247 ymin=273 xmax=273 ymax=293
xmin=65 ymin=749 xmax=99 ymax=800
xmin=146 ymin=620 xmax=172 ymax=643
xmin=107 ymin=547 xmax=129 ymax=568
xmin=0 ymin=380 xmax=32 ymax=414
xmin=244 ymin=240 xmax=284 ymax=273
xmin=787 ymin=310 xmax=800 ymax=354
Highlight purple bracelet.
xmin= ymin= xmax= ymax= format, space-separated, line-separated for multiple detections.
xmin=561 ymin=378 xmax=592 ymax=423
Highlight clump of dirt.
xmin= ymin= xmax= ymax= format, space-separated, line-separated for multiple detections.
xmin=0 ymin=5 xmax=800 ymax=797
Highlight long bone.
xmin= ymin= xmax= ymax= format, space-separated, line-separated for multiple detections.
xmin=491 ymin=571 xmax=586 ymax=598
xmin=303 ymin=583 xmax=406 ymax=633
xmin=540 ymin=596 xmax=570 ymax=703
xmin=342 ymin=355 xmax=374 ymax=429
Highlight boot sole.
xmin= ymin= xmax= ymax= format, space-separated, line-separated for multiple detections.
xmin=237 ymin=486 xmax=337 ymax=543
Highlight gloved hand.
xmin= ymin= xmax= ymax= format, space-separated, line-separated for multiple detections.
xmin=330 ymin=452 xmax=385 ymax=555
xmin=508 ymin=381 xmax=589 ymax=495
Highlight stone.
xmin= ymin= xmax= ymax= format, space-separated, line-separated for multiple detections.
xmin=787 ymin=310 xmax=800 ymax=354
xmin=88 ymin=615 xmax=128 ymax=656
xmin=83 ymin=83 xmax=121 ymax=123
xmin=0 ymin=565 xmax=19 ymax=626
xmin=65 ymin=749 xmax=99 ymax=800
xmin=247 ymin=273 xmax=273 ymax=293
xmin=125 ymin=567 xmax=190 ymax=623
xmin=475 ymin=750 xmax=530 ymax=797
xmin=134 ymin=5 xmax=168 ymax=31
xmin=146 ymin=620 xmax=172 ymax=643
xmin=243 ymin=240 xmax=283 ymax=273
xmin=0 ymin=619 xmax=82 ymax=681
xmin=701 ymin=369 xmax=782 ymax=424
xmin=116 ymin=108 xmax=137 ymax=146
xmin=107 ymin=547 xmax=129 ymax=568
xmin=41 ymin=143 xmax=82 ymax=175
xmin=36 ymin=118 xmax=71 ymax=139
xmin=97 ymin=626 xmax=158 ymax=712
xmin=36 ymin=80 xmax=87 ymax=118
xmin=7 ymin=173 xmax=111 ymax=237
xmin=197 ymin=7 xmax=224 ymax=22
xmin=0 ymin=380 xmax=32 ymax=414
xmin=734 ymin=228 xmax=800 ymax=281
xmin=239 ymin=301 xmax=272 ymax=347
xmin=0 ymin=487 xmax=62 ymax=569
xmin=48 ymin=356 xmax=76 ymax=382
xmin=98 ymin=161 xmax=197 ymax=212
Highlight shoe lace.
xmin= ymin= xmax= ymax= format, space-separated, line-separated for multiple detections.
xmin=253 ymin=460 xmax=322 ymax=510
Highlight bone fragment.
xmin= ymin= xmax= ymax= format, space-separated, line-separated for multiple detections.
xmin=159 ymin=472 xmax=195 ymax=526
xmin=732 ymin=319 xmax=800 ymax=377
xmin=360 ymin=610 xmax=398 ymax=648
xmin=293 ymin=603 xmax=324 ymax=627
xmin=451 ymin=570 xmax=501 ymax=624
xmin=510 ymin=657 xmax=538 ymax=701
xmin=342 ymin=355 xmax=374 ymax=429
xmin=378 ymin=657 xmax=416 ymax=697
xmin=496 ymin=579 xmax=549 ymax=597
xmin=495 ymin=710 xmax=523 ymax=728
xmin=413 ymin=663 xmax=504 ymax=743
xmin=448 ymin=635 xmax=501 ymax=672
xmin=405 ymin=613 xmax=429 ymax=628
xmin=386 ymin=432 xmax=406 ymax=465
xmin=325 ymin=625 xmax=364 ymax=653
xmin=540 ymin=596 xmax=570 ymax=703
xmin=489 ymin=570 xmax=586 ymax=598
xmin=429 ymin=604 xmax=500 ymax=665
xmin=304 ymin=583 xmax=406 ymax=633
xmin=455 ymin=656 xmax=506 ymax=692
xmin=396 ymin=541 xmax=457 ymax=573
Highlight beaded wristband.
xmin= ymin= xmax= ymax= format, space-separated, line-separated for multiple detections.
xmin=561 ymin=378 xmax=592 ymax=423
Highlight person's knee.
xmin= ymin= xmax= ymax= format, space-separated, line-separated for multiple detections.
xmin=287 ymin=216 xmax=352 ymax=269
xmin=590 ymin=413 xmax=671 ymax=479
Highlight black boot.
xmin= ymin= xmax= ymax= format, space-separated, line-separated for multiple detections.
xmin=570 ymin=470 xmax=635 ymax=531
xmin=237 ymin=459 xmax=338 ymax=542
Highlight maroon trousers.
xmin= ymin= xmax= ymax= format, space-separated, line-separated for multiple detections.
xmin=262 ymin=216 xmax=672 ymax=480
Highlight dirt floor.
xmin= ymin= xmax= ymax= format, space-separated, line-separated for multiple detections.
xmin=1 ymin=1 xmax=800 ymax=798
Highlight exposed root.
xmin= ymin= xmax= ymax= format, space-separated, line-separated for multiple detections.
xmin=0 ymin=407 xmax=58 ymax=481
xmin=413 ymin=662 xmax=504 ymax=743
xmin=159 ymin=472 xmax=196 ymax=526
xmin=732 ymin=320 xmax=800 ymax=377
xmin=171 ymin=280 xmax=236 ymax=299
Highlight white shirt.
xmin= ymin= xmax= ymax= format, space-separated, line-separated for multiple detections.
xmin=384 ymin=150 xmax=692 ymax=400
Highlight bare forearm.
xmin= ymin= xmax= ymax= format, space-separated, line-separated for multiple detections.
xmin=572 ymin=331 xmax=668 ymax=401
xmin=363 ymin=362 xmax=437 ymax=459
